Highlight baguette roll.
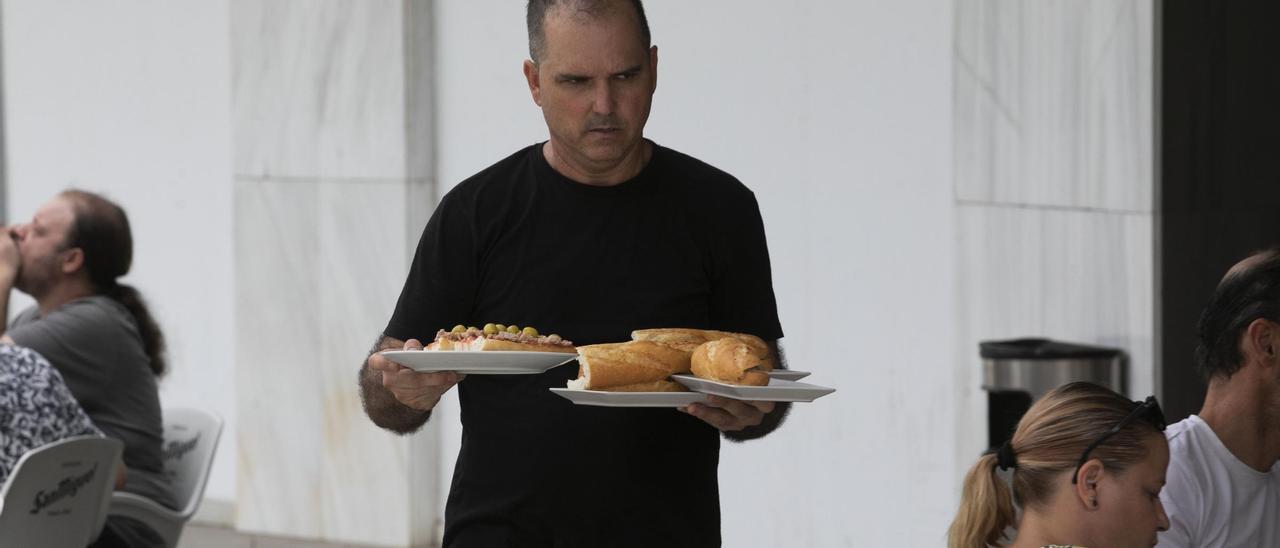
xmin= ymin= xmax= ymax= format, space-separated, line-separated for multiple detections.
xmin=466 ymin=337 xmax=576 ymax=353
xmin=691 ymin=338 xmax=770 ymax=386
xmin=426 ymin=339 xmax=454 ymax=351
xmin=632 ymin=328 xmax=774 ymax=371
xmin=572 ymin=341 xmax=691 ymax=390
xmin=564 ymin=378 xmax=687 ymax=392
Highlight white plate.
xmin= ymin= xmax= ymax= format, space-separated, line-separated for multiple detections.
xmin=549 ymin=388 xmax=709 ymax=408
xmin=381 ymin=350 xmax=575 ymax=375
xmin=768 ymin=370 xmax=811 ymax=381
xmin=671 ymin=374 xmax=836 ymax=402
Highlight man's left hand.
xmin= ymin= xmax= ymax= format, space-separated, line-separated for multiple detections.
xmin=681 ymin=396 xmax=774 ymax=432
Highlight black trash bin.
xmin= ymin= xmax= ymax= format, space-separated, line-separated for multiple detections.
xmin=980 ymin=338 xmax=1125 ymax=452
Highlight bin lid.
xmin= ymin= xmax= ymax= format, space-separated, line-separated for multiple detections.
xmin=980 ymin=338 xmax=1121 ymax=360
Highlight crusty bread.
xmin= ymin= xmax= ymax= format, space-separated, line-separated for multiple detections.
xmin=691 ymin=338 xmax=770 ymax=386
xmin=573 ymin=341 xmax=691 ymax=389
xmin=565 ymin=378 xmax=687 ymax=392
xmin=468 ymin=337 xmax=576 ymax=353
xmin=632 ymin=328 xmax=774 ymax=371
xmin=426 ymin=339 xmax=454 ymax=351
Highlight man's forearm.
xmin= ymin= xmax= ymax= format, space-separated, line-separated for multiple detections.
xmin=358 ymin=335 xmax=432 ymax=434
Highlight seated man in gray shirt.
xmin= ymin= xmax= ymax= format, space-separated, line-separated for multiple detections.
xmin=0 ymin=189 xmax=171 ymax=548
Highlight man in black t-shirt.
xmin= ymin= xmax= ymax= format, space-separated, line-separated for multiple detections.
xmin=359 ymin=1 xmax=789 ymax=546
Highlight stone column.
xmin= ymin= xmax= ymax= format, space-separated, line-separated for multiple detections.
xmin=231 ymin=0 xmax=438 ymax=545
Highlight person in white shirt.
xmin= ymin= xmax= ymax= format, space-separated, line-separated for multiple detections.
xmin=1158 ymin=248 xmax=1280 ymax=547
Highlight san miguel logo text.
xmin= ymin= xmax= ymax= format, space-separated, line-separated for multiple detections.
xmin=30 ymin=464 xmax=98 ymax=514
xmin=163 ymin=434 xmax=200 ymax=461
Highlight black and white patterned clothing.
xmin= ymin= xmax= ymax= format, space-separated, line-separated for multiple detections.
xmin=0 ymin=344 xmax=101 ymax=484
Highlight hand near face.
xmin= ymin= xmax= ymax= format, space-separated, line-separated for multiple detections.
xmin=366 ymin=338 xmax=464 ymax=411
xmin=0 ymin=226 xmax=22 ymax=286
xmin=681 ymin=396 xmax=774 ymax=432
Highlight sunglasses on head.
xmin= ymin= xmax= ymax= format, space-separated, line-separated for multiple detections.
xmin=1071 ymin=395 xmax=1166 ymax=484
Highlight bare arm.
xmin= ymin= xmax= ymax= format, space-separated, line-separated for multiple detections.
xmin=358 ymin=334 xmax=462 ymax=434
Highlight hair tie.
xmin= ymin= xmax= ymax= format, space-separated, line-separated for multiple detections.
xmin=996 ymin=440 xmax=1018 ymax=471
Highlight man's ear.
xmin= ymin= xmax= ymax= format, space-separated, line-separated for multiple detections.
xmin=649 ymin=45 xmax=659 ymax=93
xmin=523 ymin=60 xmax=542 ymax=106
xmin=60 ymin=247 xmax=84 ymax=275
xmin=1244 ymin=318 xmax=1278 ymax=365
xmin=1074 ymin=459 xmax=1104 ymax=510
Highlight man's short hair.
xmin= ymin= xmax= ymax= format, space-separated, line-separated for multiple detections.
xmin=1195 ymin=247 xmax=1280 ymax=379
xmin=526 ymin=0 xmax=651 ymax=64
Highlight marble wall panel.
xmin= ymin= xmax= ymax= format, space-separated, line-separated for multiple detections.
xmin=955 ymin=203 xmax=1154 ymax=396
xmin=235 ymin=178 xmax=440 ymax=545
xmin=953 ymin=0 xmax=1153 ymax=212
xmin=231 ymin=0 xmax=408 ymax=180
xmin=315 ymin=181 xmax=437 ymax=545
xmin=234 ymin=179 xmax=326 ymax=536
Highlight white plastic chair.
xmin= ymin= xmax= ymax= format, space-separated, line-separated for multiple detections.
xmin=108 ymin=407 xmax=223 ymax=548
xmin=0 ymin=436 xmax=124 ymax=547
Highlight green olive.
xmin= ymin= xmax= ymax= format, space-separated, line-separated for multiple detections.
xmin=483 ymin=323 xmax=498 ymax=335
xmin=506 ymin=325 xmax=520 ymax=334
xmin=495 ymin=324 xmax=507 ymax=332
xmin=522 ymin=326 xmax=539 ymax=337
xmin=548 ymin=334 xmax=562 ymax=343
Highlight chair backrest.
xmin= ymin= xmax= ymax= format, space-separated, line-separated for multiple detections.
xmin=160 ymin=407 xmax=223 ymax=517
xmin=0 ymin=436 xmax=123 ymax=548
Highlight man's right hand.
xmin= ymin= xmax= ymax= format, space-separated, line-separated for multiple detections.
xmin=0 ymin=226 xmax=21 ymax=287
xmin=366 ymin=338 xmax=464 ymax=411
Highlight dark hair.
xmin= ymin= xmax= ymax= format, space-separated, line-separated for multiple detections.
xmin=527 ymin=0 xmax=651 ymax=63
xmin=1195 ymin=247 xmax=1280 ymax=379
xmin=60 ymin=189 xmax=167 ymax=377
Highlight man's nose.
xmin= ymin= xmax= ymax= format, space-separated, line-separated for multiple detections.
xmin=10 ymin=224 xmax=27 ymax=240
xmin=1156 ymin=499 xmax=1170 ymax=532
xmin=591 ymin=80 xmax=615 ymax=115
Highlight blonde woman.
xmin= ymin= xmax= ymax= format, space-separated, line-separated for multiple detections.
xmin=948 ymin=382 xmax=1171 ymax=548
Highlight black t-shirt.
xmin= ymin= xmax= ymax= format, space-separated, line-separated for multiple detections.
xmin=385 ymin=141 xmax=783 ymax=548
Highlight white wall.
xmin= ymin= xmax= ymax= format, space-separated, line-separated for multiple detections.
xmin=436 ymin=1 xmax=957 ymax=545
xmin=1 ymin=0 xmax=237 ymax=507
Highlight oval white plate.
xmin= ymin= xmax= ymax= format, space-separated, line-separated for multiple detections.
xmin=381 ymin=350 xmax=576 ymax=375
xmin=671 ymin=374 xmax=836 ymax=402
xmin=549 ymin=388 xmax=709 ymax=407
xmin=767 ymin=370 xmax=811 ymax=381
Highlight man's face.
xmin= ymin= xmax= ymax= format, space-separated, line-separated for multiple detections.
xmin=527 ymin=6 xmax=657 ymax=172
xmin=12 ymin=196 xmax=76 ymax=297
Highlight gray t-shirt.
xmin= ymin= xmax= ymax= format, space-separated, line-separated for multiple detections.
xmin=8 ymin=296 xmax=174 ymax=509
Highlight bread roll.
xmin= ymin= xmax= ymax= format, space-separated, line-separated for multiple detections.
xmin=691 ymin=338 xmax=770 ymax=386
xmin=470 ymin=337 xmax=576 ymax=353
xmin=565 ymin=378 xmax=687 ymax=392
xmin=572 ymin=341 xmax=691 ymax=390
xmin=632 ymin=328 xmax=774 ymax=371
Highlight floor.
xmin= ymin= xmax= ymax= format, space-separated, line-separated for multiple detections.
xmin=178 ymin=524 xmax=397 ymax=548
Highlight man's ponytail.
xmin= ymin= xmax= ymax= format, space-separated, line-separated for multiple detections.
xmin=104 ymin=282 xmax=167 ymax=377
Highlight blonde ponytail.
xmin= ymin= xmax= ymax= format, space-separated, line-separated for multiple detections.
xmin=947 ymin=452 xmax=1015 ymax=548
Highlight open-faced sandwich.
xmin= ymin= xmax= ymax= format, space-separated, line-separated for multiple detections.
xmin=427 ymin=323 xmax=575 ymax=354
